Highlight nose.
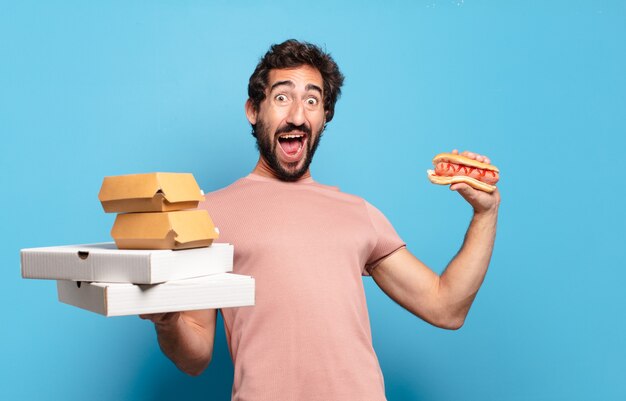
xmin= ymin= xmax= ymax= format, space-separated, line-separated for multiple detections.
xmin=286 ymin=100 xmax=305 ymax=127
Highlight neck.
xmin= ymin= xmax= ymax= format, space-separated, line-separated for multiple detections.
xmin=252 ymin=157 xmax=312 ymax=181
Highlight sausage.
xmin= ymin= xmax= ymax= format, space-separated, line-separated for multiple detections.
xmin=434 ymin=162 xmax=499 ymax=185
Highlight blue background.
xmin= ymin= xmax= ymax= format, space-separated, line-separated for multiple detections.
xmin=1 ymin=1 xmax=625 ymax=400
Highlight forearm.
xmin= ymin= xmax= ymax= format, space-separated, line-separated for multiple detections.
xmin=154 ymin=313 xmax=214 ymax=376
xmin=438 ymin=209 xmax=498 ymax=323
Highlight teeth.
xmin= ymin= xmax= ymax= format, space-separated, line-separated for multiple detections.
xmin=280 ymin=134 xmax=304 ymax=139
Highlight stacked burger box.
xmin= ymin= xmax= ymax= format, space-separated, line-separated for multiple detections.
xmin=100 ymin=173 xmax=219 ymax=250
xmin=21 ymin=173 xmax=254 ymax=316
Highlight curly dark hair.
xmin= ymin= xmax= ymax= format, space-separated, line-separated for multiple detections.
xmin=248 ymin=39 xmax=345 ymax=123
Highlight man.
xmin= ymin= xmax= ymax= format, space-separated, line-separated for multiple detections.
xmin=141 ymin=40 xmax=500 ymax=401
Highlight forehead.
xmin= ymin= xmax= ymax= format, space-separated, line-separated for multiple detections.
xmin=267 ymin=65 xmax=323 ymax=91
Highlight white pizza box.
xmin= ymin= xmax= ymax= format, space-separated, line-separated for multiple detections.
xmin=57 ymin=273 xmax=255 ymax=317
xmin=21 ymin=242 xmax=234 ymax=284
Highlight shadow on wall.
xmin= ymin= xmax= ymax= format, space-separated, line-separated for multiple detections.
xmin=128 ymin=313 xmax=234 ymax=401
xmin=385 ymin=374 xmax=425 ymax=400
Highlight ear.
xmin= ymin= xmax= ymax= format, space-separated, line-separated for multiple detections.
xmin=245 ymin=99 xmax=258 ymax=125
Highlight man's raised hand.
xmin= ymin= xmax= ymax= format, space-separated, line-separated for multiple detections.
xmin=449 ymin=149 xmax=500 ymax=215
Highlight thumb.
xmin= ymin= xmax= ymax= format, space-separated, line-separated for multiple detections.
xmin=450 ymin=183 xmax=476 ymax=202
xmin=450 ymin=182 xmax=471 ymax=193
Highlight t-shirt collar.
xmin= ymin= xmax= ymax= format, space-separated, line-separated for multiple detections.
xmin=246 ymin=172 xmax=315 ymax=184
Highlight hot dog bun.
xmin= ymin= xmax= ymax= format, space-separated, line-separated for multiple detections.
xmin=427 ymin=152 xmax=499 ymax=193
xmin=427 ymin=169 xmax=497 ymax=193
xmin=432 ymin=153 xmax=499 ymax=172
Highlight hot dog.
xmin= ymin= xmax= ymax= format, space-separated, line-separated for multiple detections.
xmin=427 ymin=152 xmax=499 ymax=193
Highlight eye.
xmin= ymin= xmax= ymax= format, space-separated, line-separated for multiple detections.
xmin=305 ymin=97 xmax=319 ymax=106
xmin=275 ymin=94 xmax=288 ymax=102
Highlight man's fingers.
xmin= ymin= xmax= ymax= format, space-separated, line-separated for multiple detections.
xmin=461 ymin=151 xmax=474 ymax=158
xmin=450 ymin=148 xmax=492 ymax=165
xmin=454 ymin=149 xmax=492 ymax=164
xmin=140 ymin=312 xmax=182 ymax=325
xmin=139 ymin=313 xmax=162 ymax=322
xmin=138 ymin=312 xmax=175 ymax=323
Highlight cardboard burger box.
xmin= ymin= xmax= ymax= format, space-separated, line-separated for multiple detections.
xmin=57 ymin=273 xmax=255 ymax=317
xmin=99 ymin=172 xmax=218 ymax=250
xmin=111 ymin=210 xmax=219 ymax=250
xmin=21 ymin=242 xmax=234 ymax=284
xmin=98 ymin=172 xmax=205 ymax=213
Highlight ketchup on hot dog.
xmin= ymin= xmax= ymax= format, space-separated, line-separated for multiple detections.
xmin=434 ymin=161 xmax=499 ymax=185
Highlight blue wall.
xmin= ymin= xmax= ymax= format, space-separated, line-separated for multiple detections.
xmin=2 ymin=1 xmax=625 ymax=400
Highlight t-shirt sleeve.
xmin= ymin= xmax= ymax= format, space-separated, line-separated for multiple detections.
xmin=363 ymin=200 xmax=406 ymax=276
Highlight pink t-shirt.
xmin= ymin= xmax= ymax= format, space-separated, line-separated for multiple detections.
xmin=199 ymin=173 xmax=405 ymax=401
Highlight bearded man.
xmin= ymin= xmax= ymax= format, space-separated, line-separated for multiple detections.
xmin=141 ymin=39 xmax=500 ymax=401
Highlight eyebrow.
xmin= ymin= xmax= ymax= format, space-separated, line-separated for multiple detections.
xmin=270 ymin=80 xmax=294 ymax=92
xmin=269 ymin=80 xmax=323 ymax=96
xmin=306 ymin=83 xmax=323 ymax=96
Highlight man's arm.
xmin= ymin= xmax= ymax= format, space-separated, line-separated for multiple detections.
xmin=371 ymin=150 xmax=500 ymax=330
xmin=140 ymin=309 xmax=218 ymax=375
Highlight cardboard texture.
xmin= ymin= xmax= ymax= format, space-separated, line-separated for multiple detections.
xmin=99 ymin=173 xmax=205 ymax=213
xmin=57 ymin=273 xmax=255 ymax=316
xmin=111 ymin=210 xmax=219 ymax=250
xmin=21 ymin=242 xmax=234 ymax=284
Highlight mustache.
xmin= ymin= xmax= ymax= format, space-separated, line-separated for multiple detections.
xmin=275 ymin=123 xmax=312 ymax=136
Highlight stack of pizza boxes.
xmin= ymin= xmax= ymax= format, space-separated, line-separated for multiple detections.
xmin=20 ymin=173 xmax=254 ymax=316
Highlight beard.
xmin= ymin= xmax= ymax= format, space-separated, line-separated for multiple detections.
xmin=253 ymin=120 xmax=324 ymax=182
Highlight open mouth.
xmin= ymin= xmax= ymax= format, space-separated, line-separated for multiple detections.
xmin=277 ymin=133 xmax=306 ymax=158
